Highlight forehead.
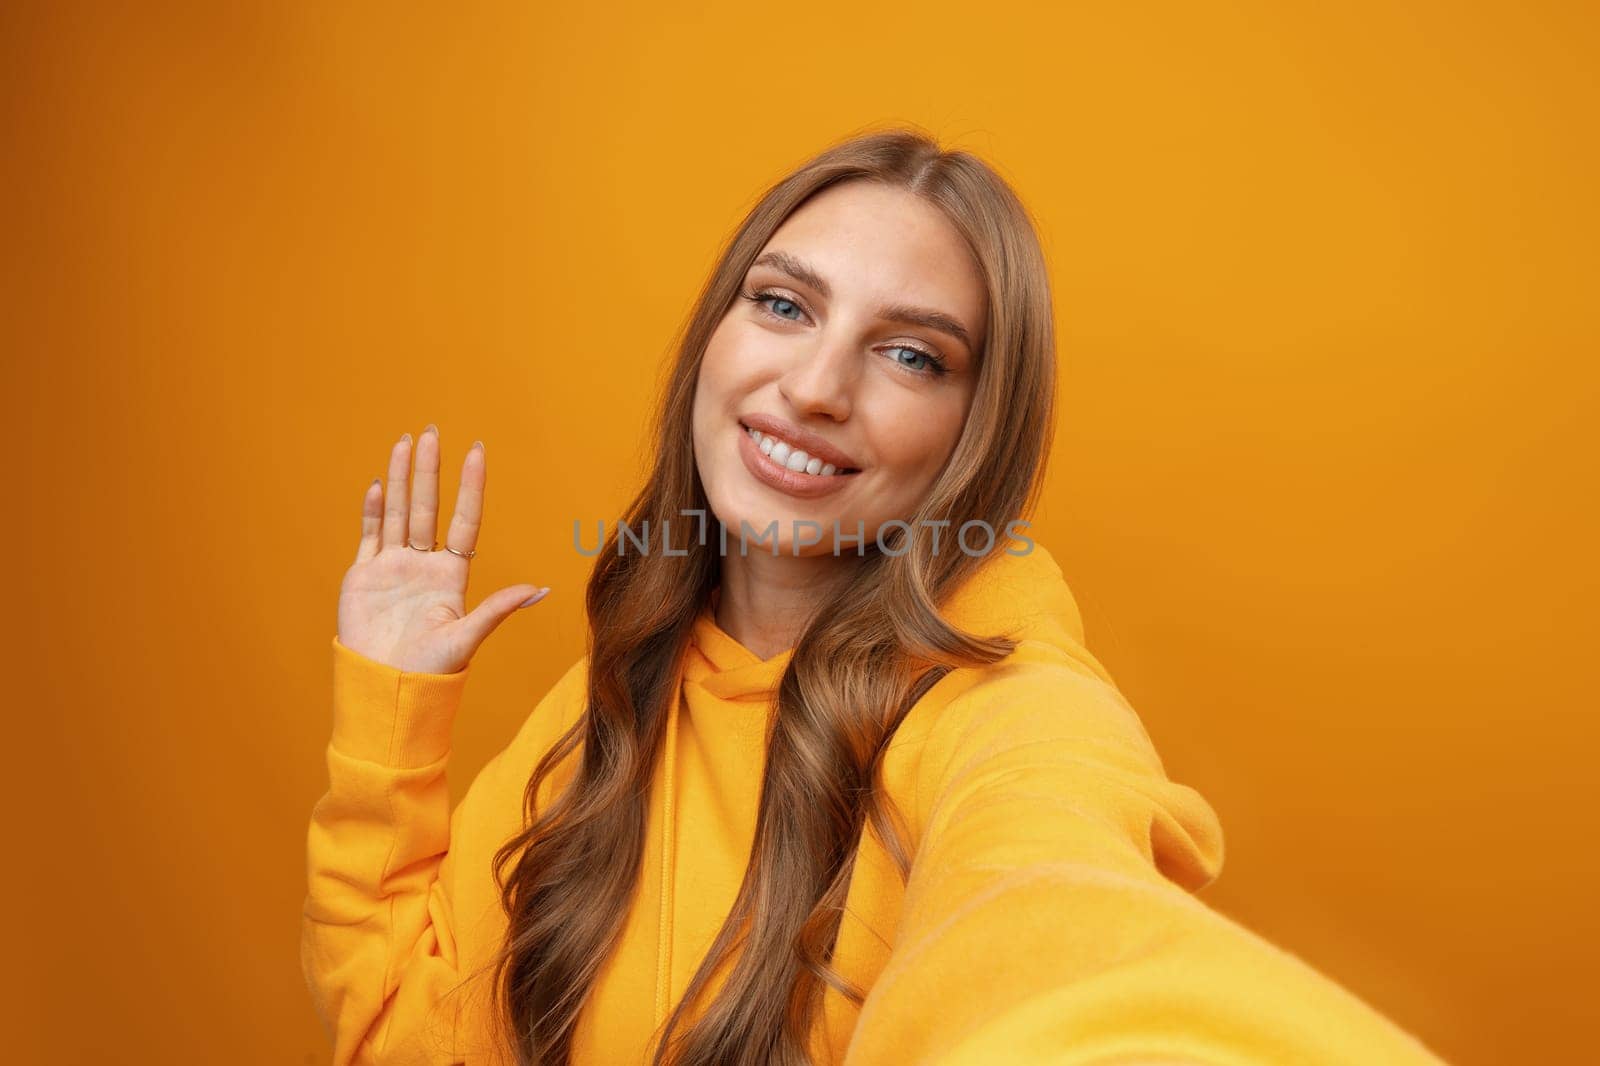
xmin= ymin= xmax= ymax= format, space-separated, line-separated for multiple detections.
xmin=756 ymin=181 xmax=988 ymax=341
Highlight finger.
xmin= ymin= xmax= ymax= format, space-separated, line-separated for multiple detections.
xmin=410 ymin=424 xmax=441 ymax=550
xmin=454 ymin=583 xmax=549 ymax=656
xmin=381 ymin=433 xmax=413 ymax=548
xmin=445 ymin=440 xmax=486 ymax=557
xmin=355 ymin=477 xmax=383 ymax=563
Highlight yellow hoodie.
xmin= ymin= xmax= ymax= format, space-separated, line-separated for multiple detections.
xmin=301 ymin=542 xmax=1445 ymax=1065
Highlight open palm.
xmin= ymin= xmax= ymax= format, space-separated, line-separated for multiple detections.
xmin=336 ymin=426 xmax=547 ymax=674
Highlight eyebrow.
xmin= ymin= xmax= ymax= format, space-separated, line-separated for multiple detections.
xmin=749 ymin=250 xmax=977 ymax=353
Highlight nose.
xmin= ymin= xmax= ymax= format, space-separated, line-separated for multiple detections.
xmin=778 ymin=333 xmax=857 ymax=422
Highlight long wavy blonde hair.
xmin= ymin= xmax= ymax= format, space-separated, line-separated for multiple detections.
xmin=484 ymin=126 xmax=1058 ymax=1065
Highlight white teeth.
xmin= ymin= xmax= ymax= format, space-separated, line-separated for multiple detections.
xmin=746 ymin=425 xmax=849 ymax=478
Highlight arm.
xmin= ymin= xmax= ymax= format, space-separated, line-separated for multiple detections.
xmin=843 ymin=658 xmax=1445 ymax=1066
xmin=300 ymin=634 xmax=476 ymax=1066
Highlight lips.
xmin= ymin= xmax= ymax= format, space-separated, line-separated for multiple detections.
xmin=737 ymin=413 xmax=862 ymax=472
xmin=735 ymin=421 xmax=859 ymax=500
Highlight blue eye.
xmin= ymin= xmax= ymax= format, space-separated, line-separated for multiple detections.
xmin=886 ymin=344 xmax=950 ymax=377
xmin=743 ymin=288 xmax=806 ymax=321
xmin=890 ymin=346 xmax=933 ymax=372
xmin=767 ymin=296 xmax=802 ymax=320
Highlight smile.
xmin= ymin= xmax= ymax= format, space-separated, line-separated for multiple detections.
xmin=736 ymin=420 xmax=861 ymax=500
xmin=744 ymin=425 xmax=858 ymax=477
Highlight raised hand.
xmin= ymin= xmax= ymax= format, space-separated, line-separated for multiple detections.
xmin=336 ymin=425 xmax=548 ymax=674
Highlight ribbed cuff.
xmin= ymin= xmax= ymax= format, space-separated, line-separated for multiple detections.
xmin=330 ymin=634 xmax=469 ymax=767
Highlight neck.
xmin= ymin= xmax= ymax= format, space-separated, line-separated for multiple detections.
xmin=713 ymin=548 xmax=862 ymax=660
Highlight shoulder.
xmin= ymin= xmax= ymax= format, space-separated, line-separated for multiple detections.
xmin=915 ymin=648 xmax=1165 ymax=797
xmin=895 ymin=636 xmax=1154 ymax=772
xmin=895 ymin=645 xmax=1225 ymax=892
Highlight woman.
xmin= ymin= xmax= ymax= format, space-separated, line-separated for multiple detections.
xmin=301 ymin=130 xmax=1444 ymax=1066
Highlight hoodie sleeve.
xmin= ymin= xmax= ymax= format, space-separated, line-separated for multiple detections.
xmin=300 ymin=635 xmax=478 ymax=1066
xmin=843 ymin=657 xmax=1444 ymax=1066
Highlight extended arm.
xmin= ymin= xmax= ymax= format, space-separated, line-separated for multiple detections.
xmin=844 ymin=660 xmax=1444 ymax=1066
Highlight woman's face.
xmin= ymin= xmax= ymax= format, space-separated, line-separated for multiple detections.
xmin=691 ymin=180 xmax=987 ymax=557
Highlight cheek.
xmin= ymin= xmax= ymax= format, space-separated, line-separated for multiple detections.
xmin=693 ymin=324 xmax=739 ymax=427
xmin=691 ymin=320 xmax=758 ymax=468
xmin=870 ymin=395 xmax=968 ymax=480
xmin=703 ymin=322 xmax=792 ymax=424
xmin=698 ymin=319 xmax=761 ymax=398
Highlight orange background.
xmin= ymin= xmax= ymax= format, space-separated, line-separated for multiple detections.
xmin=5 ymin=2 xmax=1594 ymax=1062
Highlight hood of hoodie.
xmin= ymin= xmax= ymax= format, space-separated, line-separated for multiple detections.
xmin=684 ymin=539 xmax=1115 ymax=700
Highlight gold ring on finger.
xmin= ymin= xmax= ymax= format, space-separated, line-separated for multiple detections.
xmin=445 ymin=545 xmax=476 ymax=560
xmin=408 ymin=540 xmax=438 ymax=551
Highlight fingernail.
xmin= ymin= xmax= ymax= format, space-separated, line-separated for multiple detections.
xmin=400 ymin=432 xmax=412 ymax=443
xmin=371 ymin=477 xmax=381 ymax=487
xmin=424 ymin=423 xmax=438 ymax=435
xmin=473 ymin=440 xmax=484 ymax=452
xmin=518 ymin=587 xmax=550 ymax=608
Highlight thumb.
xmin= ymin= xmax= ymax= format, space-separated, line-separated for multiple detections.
xmin=456 ymin=583 xmax=550 ymax=654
